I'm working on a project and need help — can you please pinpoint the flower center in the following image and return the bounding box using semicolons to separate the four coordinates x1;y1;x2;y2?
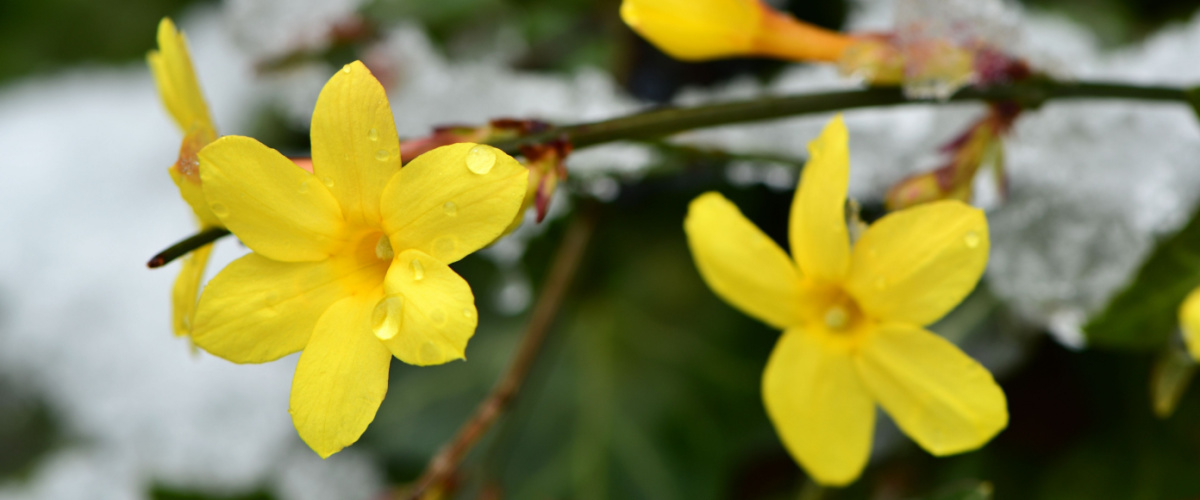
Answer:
804;284;867;336
374;234;394;261
823;306;849;330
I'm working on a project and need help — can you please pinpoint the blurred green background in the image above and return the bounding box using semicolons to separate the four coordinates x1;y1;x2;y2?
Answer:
5;0;1200;499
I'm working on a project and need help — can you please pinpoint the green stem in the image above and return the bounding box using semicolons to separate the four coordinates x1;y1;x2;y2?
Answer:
640;139;809;169
490;80;1189;154
149;80;1190;266
146;227;231;268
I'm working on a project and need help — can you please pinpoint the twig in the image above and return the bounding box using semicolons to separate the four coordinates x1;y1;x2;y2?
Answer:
640;139;809;169
146;227;230;268
404;207;599;499
490;80;1192;154
151;79;1193;267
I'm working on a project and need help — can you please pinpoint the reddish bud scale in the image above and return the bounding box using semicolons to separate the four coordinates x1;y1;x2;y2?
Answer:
885;102;1022;210
520;135;572;222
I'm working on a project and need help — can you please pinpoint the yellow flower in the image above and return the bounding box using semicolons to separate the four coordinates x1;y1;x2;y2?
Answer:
619;0;853;62
683;116;1007;485
190;61;528;458
1179;288;1200;360
148;17;221;337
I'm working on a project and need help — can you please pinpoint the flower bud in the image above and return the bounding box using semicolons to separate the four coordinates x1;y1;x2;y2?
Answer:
620;0;853;62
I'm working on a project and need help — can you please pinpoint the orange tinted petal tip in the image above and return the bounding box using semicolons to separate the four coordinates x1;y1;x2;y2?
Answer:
754;4;855;62
620;0;854;62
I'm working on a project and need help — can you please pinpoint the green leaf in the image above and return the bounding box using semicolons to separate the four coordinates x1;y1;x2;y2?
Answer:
1084;202;1200;349
478;190;782;500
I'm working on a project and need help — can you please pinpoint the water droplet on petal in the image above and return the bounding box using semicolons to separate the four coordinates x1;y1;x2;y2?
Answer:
442;201;458;216
462;308;473;319
371;296;404;340
322;176;335;188
465;145;495;175
298;180;310;194
964;231;982;248
411;259;425;281
210;203;229;217
341;65;352;74
431;308;446;324
375;149;389;161
367;128;379;141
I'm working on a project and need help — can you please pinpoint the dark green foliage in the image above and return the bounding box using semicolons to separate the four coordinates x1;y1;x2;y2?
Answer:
1085;202;1200;349
0;380;58;480
0;0;215;83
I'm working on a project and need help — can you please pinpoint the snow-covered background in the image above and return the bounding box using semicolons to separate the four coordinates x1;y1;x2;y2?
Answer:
1;0;1199;497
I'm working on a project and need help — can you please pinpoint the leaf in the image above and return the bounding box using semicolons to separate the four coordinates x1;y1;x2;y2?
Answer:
478;191;780;500
1084;202;1200;349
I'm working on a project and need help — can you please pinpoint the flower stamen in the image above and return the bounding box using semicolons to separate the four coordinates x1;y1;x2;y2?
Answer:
824;306;849;330
375;234;394;260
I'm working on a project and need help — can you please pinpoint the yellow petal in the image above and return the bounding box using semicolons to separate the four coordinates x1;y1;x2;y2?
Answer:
620;0;760;61
191;253;381;363
310;61;402;227
854;323;1008;456
763;328;874;486
170;243;213;336
790;115;851;283
199;135;346;262
381;143;527;264
845;200;988;326
374;249;477;366
684;192;803;329
290;293;392;458
169;161;221;228
1179;286;1200;361
147;18;215;135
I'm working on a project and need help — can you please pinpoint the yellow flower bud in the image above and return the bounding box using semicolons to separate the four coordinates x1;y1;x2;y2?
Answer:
620;0;853;62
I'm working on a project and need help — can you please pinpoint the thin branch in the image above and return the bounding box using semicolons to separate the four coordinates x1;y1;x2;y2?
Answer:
146;227;231;268
404;207;599;499
150;80;1192;267
639;139;809;169
490;79;1192;154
